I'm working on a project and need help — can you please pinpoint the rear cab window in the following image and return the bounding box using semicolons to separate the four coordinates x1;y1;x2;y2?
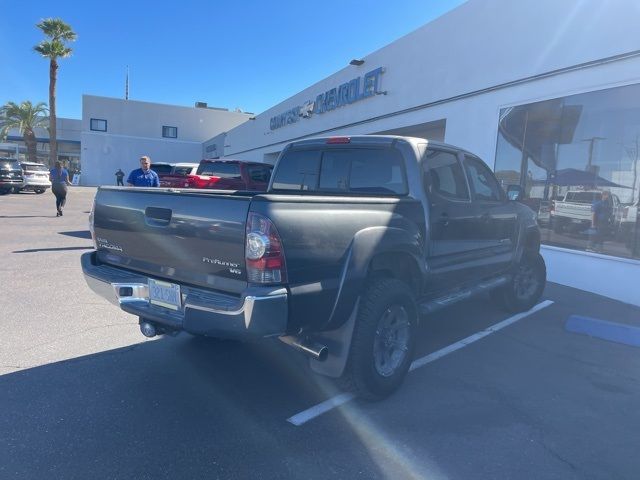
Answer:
271;147;408;195
150;164;174;175
22;163;49;172
197;162;241;179
247;165;273;183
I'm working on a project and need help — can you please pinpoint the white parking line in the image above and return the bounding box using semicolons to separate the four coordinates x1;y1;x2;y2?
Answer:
287;300;554;427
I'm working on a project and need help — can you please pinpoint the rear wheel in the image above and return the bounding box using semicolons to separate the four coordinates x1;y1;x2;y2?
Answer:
340;278;417;401
493;252;546;313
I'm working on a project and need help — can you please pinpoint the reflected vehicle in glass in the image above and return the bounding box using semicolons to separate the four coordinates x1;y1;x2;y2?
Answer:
495;83;640;260
550;190;620;234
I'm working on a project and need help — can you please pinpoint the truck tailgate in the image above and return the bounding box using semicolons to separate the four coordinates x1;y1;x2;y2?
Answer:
93;187;250;294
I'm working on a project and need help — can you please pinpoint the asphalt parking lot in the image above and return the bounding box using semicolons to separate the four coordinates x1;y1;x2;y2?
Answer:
1;187;640;480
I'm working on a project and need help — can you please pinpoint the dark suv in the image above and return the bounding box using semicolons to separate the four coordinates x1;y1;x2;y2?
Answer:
0;158;24;194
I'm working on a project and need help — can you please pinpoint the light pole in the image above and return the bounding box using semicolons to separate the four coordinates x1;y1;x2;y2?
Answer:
581;136;606;171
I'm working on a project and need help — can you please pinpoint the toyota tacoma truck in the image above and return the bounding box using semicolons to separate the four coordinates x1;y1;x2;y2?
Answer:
82;136;546;400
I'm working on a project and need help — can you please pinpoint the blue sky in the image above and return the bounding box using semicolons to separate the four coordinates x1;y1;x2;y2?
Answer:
1;0;466;119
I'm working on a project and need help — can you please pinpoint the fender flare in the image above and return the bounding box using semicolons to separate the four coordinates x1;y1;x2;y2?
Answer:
323;226;424;332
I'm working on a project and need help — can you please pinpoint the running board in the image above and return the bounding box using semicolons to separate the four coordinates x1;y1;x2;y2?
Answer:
419;275;510;315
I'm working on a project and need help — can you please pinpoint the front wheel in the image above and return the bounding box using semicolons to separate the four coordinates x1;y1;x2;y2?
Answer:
340;278;417;401
35;188;45;194
494;252;546;313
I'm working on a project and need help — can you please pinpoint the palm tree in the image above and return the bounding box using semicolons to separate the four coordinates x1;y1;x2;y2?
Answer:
34;18;77;165
0;101;49;163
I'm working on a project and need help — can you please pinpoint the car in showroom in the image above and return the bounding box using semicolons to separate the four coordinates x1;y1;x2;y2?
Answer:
0;157;23;194
18;162;51;194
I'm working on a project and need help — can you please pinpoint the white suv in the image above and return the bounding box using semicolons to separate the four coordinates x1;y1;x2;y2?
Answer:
19;162;51;194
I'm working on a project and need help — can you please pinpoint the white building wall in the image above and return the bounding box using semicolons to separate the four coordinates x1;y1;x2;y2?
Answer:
219;0;640;305
82;95;251;185
223;0;640;161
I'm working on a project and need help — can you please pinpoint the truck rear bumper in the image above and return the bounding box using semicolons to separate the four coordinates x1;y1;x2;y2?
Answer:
81;251;289;339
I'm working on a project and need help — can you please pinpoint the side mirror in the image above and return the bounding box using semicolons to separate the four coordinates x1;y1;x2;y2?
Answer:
507;185;524;201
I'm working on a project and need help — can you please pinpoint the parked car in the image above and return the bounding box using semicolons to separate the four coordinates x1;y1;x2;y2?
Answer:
18;162;51;194
196;159;273;191
158;163;199;188
550;190;620;233
82;136;545;400
148;162;175;183
0;157;23;195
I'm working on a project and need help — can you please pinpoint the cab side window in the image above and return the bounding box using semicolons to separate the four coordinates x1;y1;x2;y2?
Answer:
463;155;503;202
423;149;469;201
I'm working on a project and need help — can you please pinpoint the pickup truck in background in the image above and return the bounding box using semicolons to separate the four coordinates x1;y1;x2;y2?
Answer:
82;136;545;400
617;199;639;249
158;163;199;188
550;190;620;233
196;159;273;191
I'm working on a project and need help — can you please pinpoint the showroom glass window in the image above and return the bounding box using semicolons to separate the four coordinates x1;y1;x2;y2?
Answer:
494;83;640;260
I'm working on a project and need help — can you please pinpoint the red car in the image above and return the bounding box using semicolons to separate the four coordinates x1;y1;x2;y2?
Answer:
195;159;273;191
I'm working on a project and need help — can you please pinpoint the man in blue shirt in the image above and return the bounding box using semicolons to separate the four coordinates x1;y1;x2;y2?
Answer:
587;190;612;252
127;156;160;187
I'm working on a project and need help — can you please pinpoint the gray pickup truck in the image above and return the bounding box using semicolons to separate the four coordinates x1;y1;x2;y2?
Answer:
82;136;545;400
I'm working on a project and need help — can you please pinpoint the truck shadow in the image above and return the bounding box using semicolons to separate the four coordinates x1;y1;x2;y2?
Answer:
0;335;382;479
0;290;553;479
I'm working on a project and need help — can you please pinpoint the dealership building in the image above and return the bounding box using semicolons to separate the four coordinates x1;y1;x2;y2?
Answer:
10;0;637;305
207;0;640;305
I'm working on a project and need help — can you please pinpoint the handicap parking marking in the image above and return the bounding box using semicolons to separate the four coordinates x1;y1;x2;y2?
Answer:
565;315;640;348
287;300;555;427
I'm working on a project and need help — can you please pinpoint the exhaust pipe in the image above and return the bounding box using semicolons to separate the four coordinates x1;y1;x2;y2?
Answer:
280;336;328;362
140;321;158;338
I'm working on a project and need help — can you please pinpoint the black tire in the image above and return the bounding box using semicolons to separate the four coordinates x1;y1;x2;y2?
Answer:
35;189;45;194
340;278;417;401
0;188;10;195
494;252;546;313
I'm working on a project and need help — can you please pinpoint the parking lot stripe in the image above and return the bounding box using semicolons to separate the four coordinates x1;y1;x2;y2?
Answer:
287;300;554;427
409;300;554;371
287;393;356;426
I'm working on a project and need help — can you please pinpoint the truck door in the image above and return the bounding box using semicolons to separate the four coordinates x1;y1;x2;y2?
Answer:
462;155;517;276
424;148;485;291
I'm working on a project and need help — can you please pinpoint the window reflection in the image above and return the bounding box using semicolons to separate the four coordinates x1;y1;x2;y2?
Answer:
495;84;640;259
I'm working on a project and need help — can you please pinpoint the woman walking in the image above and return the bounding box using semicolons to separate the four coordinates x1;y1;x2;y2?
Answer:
49;161;72;216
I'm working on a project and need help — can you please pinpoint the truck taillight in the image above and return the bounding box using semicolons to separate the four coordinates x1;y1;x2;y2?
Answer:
89;199;97;249
245;212;287;284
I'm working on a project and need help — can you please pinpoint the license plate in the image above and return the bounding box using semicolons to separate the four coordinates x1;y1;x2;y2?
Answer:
148;279;181;310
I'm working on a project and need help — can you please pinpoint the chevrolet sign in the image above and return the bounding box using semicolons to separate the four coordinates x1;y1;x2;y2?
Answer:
270;67;385;130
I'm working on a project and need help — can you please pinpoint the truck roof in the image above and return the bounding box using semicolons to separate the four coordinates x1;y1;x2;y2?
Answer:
288;135;477;156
